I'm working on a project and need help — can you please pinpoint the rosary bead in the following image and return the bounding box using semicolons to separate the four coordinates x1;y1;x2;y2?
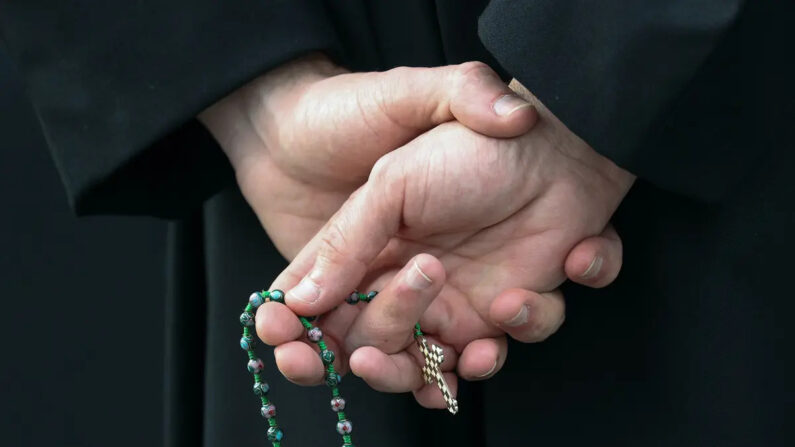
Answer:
345;292;359;304
269;289;285;304
336;419;353;435
240;335;255;350
260;403;277;419
239;311;255;327
307;327;323;343
266;426;284;442
325;373;339;387
249;292;265;308
366;291;378;300
247;358;264;374
253;382;270;396
321;349;335;364
330;397;346;412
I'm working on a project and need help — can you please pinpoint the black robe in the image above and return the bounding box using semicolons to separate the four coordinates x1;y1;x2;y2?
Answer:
2;1;793;445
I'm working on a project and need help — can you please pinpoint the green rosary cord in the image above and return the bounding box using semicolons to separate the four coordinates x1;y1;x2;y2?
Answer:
240;289;457;446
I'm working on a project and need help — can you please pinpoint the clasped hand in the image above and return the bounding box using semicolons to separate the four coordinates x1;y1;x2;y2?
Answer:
200;54;634;410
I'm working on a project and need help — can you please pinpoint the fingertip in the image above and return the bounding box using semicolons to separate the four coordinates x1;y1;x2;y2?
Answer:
489;288;566;343
564;232;622;289
410;253;446;288
412;372;458;410
273;341;325;385
255;301;305;345
348;346;384;379
457;337;506;381
489;288;532;327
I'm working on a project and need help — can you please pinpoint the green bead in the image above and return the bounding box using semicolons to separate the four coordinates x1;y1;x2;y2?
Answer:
325;373;339;387
321;349;335;364
240;335;255;350
269;289;285;303
249;292;265;308
253;382;270;396
367;291;378;300
266;426;284;442
240;311;254;327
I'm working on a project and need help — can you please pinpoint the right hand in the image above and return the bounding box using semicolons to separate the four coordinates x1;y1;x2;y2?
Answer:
259;80;633;408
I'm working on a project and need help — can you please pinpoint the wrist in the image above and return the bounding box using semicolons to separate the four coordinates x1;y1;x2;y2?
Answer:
198;53;345;171
508;78;634;214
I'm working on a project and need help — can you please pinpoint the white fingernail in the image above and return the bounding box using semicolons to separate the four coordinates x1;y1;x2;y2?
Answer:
405;260;433;290
504;304;529;327
476;359;498;378
493;94;531;116
581;256;604;279
288;275;321;304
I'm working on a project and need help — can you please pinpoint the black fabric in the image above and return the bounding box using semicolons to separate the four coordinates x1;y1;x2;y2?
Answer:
0;0;339;217
478;0;764;202
2;1;794;446
164;216;207;447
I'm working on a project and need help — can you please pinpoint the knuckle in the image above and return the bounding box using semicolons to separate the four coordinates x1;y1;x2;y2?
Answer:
454;61;493;82
384;65;413;78
370;152;394;180
451;61;497;91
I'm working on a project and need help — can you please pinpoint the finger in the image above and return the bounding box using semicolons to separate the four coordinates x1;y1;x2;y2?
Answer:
273;341;325;386
281;165;403;316
407;334;458;373
489;288;566;343
255;301;305;346
564;224;623;289
457;336;507;381
348;346;425;392
349;334;457;393
372;62;538;138
346;254;445;353
412;372;459;410
264;304;354;381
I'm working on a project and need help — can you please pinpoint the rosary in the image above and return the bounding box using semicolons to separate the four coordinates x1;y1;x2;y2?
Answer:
240;289;458;446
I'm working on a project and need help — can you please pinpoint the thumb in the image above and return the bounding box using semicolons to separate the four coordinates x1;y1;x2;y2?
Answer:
273;160;404;316
367;61;538;138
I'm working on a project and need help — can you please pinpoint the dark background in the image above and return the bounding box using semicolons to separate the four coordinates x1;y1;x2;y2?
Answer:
0;51;166;446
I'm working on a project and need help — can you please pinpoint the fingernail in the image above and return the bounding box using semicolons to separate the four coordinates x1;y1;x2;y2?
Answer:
493;94;531;116
476;359;498;378
504;304;529;327
288;275;321;304
581;256;604;280
405;260;433;290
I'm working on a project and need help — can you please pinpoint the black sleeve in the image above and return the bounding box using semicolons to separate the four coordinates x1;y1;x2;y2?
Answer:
478;1;745;201
0;0;340;218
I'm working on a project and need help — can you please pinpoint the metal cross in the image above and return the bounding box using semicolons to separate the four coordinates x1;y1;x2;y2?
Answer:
416;336;459;414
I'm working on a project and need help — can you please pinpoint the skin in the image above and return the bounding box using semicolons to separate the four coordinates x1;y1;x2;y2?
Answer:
199;55;630;409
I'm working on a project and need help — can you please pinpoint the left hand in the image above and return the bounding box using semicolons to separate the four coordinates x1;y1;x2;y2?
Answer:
199;56;537;259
